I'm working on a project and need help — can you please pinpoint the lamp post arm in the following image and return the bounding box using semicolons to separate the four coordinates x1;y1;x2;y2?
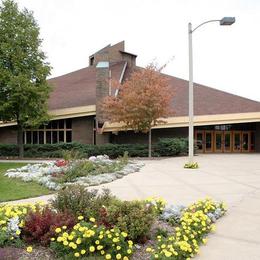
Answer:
191;19;220;33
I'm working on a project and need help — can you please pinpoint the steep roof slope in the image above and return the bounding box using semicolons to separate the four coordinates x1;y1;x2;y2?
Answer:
47;65;260;116
48;61;126;110
164;74;260;116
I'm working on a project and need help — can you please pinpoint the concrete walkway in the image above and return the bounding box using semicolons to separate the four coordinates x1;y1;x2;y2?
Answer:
4;154;260;259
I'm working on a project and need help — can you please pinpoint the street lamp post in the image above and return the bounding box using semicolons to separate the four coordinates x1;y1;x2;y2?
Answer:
188;17;235;163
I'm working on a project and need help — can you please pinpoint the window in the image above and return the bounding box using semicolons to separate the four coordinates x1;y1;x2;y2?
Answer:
24;119;72;144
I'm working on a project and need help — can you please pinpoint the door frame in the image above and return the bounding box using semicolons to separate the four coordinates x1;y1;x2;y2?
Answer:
214;131;223;153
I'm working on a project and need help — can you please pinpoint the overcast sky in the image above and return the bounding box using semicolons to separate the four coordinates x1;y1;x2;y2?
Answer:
14;0;260;101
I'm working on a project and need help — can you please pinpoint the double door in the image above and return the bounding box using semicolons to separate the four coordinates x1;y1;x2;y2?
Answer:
195;130;253;153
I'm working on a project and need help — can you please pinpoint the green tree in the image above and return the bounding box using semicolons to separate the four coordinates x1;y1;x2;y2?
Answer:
0;0;51;157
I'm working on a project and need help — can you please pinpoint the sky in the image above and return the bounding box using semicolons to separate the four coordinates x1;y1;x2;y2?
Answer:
12;0;260;101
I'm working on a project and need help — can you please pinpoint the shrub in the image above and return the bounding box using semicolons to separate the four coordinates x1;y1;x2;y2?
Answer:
50;219;134;259
184;162;199;169
147;198;227;259
0;138;188;158
0;203;45;246
22;207;76;246
155;138;188;156
51;186;117;220
106;200;156;243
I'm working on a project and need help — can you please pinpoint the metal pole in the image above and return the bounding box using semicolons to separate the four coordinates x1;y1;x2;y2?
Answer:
188;22;194;163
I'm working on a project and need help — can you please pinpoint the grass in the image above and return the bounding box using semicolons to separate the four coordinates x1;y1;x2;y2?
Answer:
0;162;53;203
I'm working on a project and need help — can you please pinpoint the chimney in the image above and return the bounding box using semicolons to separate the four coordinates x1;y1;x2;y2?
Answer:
95;61;110;144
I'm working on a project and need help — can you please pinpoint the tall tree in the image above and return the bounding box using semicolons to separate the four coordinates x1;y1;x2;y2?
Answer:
101;63;174;157
0;0;51;157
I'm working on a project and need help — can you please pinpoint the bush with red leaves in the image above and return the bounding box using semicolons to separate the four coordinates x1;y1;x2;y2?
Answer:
22;207;76;246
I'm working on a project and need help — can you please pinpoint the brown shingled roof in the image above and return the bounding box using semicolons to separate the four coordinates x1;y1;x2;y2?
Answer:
48;61;126;110
47;63;260;115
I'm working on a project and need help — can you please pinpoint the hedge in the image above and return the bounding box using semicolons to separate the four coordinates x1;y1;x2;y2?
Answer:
0;138;188;158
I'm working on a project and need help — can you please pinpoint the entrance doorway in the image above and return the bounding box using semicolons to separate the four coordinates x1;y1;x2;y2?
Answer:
195;130;255;153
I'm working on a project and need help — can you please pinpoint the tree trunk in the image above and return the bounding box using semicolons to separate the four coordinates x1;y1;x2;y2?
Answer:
17;123;24;158
148;128;152;158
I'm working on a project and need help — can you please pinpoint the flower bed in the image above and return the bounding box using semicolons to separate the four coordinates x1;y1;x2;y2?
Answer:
4;155;144;190
0;187;227;259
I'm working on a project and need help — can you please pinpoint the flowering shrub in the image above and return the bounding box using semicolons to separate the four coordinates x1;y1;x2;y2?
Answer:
184;162;199;169
22;207;76;246
145;197;167;215
55;159;68;167
0;203;44;246
0;195;226;259
50;217;133;259
147;198;226;259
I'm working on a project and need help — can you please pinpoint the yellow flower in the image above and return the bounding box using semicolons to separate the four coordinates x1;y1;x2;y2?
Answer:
55;227;62;233
123;257;129;260
63;241;69;246
78;216;84;220
121;232;127;238
76;238;82;244
146;247;152;252
116;254;122;259
16;230;21;235
116;245;121;250
89;246;95;252
81;249;86;255
62;225;67;230
74;252;80;257
202;238;207;244
26;246;33;253
127;249;132;254
89;217;95;222
105;254;112;259
101;250;105;255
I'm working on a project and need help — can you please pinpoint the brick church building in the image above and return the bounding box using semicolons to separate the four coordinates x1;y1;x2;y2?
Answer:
1;41;260;153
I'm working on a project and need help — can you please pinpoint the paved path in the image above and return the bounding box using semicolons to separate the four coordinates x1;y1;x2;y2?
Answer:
4;154;260;259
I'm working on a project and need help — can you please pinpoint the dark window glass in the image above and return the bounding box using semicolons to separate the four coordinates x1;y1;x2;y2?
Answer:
59;131;64;142
46;122;51;129
33;131;38;144
52;131;58;143
59;120;64;129
66;131;72;142
66;119;72;129
26;132;32;144
251;132;255;150
39;131;44;144
52;121;58;129
46;131;51;144
39;124;44;129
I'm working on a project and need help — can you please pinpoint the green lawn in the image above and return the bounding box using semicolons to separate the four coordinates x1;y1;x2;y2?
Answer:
0;162;52;202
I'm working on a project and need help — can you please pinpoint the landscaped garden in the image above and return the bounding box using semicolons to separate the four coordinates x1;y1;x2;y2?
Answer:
0;163;52;202
4;153;143;191
0;185;226;259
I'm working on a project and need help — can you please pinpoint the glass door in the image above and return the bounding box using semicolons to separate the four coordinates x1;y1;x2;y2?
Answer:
233;131;241;152
195;131;204;153
242;132;250;152
224;131;232;152
205;131;213;153
215;131;223;152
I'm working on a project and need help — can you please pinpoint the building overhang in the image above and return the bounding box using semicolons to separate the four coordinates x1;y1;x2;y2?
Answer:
102;112;260;132
0;105;96;128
